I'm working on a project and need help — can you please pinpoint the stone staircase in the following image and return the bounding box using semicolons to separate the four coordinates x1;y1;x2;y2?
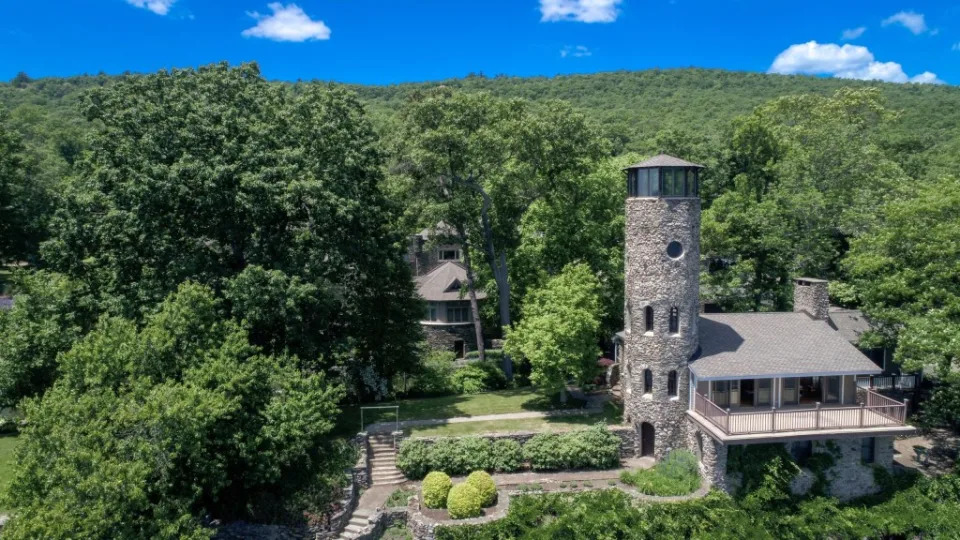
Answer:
338;507;372;539
368;433;405;486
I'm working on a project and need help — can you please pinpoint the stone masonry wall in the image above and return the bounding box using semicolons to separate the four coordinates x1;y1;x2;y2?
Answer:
623;197;701;458
423;324;478;356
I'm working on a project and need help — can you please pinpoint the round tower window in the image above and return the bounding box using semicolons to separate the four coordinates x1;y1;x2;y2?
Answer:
667;241;684;259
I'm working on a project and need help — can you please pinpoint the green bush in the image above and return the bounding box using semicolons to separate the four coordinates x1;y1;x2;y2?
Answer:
429;438;470;476
524;425;621;471
408;350;457;395
396;439;431;479
446;483;483;519
421;472;453;509
620;449;700;496
450;362;507;394
456;437;494;473
466;471;497;507
489;439;523;473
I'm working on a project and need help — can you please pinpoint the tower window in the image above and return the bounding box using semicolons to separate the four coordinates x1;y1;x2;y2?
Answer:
643;369;653;394
644;306;654;332
668;370;678;396
669;307;679;334
667;241;683;259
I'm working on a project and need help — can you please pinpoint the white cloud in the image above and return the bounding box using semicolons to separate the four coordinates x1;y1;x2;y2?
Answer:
881;11;927;34
909;71;945;84
242;3;331;42
841;26;866;40
540;0;622;23
952;42;960;51
769;41;943;84
769;42;874;75
560;45;592;58
126;0;176;15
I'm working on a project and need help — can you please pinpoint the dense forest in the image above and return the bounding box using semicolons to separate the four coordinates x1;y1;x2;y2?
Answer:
0;65;958;536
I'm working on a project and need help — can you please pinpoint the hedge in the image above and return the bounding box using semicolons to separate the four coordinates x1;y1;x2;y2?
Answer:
396;425;619;478
523;424;621;471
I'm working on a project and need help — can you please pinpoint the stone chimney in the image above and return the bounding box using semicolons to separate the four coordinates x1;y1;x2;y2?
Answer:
793;278;829;320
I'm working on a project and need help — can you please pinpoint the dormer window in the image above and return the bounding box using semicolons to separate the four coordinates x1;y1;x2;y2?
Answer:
439;249;459;261
446;279;462;292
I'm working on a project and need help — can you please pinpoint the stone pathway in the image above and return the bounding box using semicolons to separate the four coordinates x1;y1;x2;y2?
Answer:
893;429;960;476
339;485;402;539
366;391;611;434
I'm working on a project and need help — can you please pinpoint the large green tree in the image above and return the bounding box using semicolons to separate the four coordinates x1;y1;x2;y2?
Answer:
3;283;345;538
39;63;421;398
702;88;909;311
0;107;53;263
392;88;606;378
504;263;602;402
845;175;960;428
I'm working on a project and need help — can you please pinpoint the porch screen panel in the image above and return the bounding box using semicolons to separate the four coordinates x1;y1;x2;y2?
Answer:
781;378;799;405
757;379;772;406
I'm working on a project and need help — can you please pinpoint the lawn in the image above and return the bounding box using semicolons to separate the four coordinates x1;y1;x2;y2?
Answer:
0;434;21;509
339;388;588;433
405;402;623;437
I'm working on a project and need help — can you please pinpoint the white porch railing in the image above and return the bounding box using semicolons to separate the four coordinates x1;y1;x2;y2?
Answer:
691;389;908;436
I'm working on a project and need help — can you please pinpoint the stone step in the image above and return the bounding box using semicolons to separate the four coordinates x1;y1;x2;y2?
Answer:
348;517;369;527
353;509;371;518
372;464;399;471
373;478;406;486
344;523;363;533
372;473;404;482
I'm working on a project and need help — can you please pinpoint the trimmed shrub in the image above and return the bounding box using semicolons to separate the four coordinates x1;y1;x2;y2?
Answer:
422;472;453;509
620;449;700;496
524;425;621;471
489;439;523;473
523;433;564;471
450;361;508;394
466;471;497;507
457;437;494;473
446;483;483;519
396;439;431;480
429;438;470;476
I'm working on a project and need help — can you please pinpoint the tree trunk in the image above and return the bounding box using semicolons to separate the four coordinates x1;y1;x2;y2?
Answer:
477;192;513;380
456;225;485;363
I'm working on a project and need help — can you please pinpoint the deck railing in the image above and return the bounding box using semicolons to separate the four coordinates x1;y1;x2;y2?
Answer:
691;389;907;436
856;374;917;391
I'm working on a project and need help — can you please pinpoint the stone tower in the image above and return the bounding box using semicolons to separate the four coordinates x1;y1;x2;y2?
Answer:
621;154;703;458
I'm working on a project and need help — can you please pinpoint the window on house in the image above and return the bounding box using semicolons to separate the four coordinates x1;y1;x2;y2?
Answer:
669;307;679;334
425;303;439;321
861;437;876;464
644;306;654;332
446;303;470;323
439;249;459;261
643;369;653;394
668;370;678;397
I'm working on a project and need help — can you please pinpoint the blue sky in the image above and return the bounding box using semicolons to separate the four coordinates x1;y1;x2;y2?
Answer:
1;1;957;85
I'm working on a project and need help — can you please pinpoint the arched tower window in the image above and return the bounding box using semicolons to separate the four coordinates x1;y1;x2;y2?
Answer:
644;306;654;332
668;370;678;396
669;307;679;334
643;369;653;394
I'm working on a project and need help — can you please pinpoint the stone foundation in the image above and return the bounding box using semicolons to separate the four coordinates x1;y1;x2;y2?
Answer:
422;324;478;356
688;426;895;501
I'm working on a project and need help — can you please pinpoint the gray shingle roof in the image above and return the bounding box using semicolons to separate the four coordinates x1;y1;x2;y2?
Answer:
690;312;882;380
415;261;487;302
625;153;704;169
828;307;872;345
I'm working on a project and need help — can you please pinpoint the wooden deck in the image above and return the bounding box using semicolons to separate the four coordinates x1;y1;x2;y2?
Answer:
691;388;909;438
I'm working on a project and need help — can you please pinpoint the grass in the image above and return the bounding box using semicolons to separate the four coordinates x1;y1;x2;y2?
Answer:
381;522;413;540
0;434;21;509
385;487;416;508
405;401;622;437
619;449;700;496
339;387;589;433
